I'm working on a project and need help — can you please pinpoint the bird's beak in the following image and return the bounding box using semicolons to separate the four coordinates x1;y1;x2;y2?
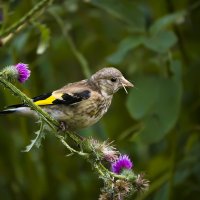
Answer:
120;77;134;94
121;77;134;87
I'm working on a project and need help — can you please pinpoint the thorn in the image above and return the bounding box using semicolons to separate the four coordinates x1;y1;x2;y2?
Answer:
65;153;74;157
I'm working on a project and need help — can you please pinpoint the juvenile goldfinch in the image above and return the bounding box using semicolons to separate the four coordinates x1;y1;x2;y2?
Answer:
0;67;133;131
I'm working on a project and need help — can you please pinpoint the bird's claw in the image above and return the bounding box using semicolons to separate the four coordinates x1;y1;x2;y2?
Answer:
58;121;67;132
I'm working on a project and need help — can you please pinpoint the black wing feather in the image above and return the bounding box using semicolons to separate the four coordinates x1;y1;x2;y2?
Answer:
32;92;52;102
52;90;91;105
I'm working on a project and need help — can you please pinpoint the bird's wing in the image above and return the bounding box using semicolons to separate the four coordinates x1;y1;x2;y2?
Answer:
33;87;91;106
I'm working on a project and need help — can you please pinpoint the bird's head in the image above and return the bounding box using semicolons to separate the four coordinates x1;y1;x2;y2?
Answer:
89;67;134;96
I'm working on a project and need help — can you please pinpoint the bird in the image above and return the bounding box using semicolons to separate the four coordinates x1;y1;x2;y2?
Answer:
0;67;133;131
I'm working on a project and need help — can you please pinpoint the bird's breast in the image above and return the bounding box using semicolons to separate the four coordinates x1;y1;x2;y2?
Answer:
74;96;112;126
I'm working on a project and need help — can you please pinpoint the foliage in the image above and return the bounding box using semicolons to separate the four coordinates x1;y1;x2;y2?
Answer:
0;0;200;199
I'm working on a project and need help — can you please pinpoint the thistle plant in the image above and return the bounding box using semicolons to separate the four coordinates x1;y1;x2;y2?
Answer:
0;63;30;83
0;63;149;199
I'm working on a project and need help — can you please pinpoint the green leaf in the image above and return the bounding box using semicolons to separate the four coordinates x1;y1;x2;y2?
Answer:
108;31;177;64
150;11;186;35
22;121;46;152
89;0;146;32
127;76;159;120
143;31;177;53
36;23;51;55
127;60;182;144
107;36;143;64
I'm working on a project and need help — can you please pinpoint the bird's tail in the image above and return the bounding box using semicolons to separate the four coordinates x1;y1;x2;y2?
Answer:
0;104;32;115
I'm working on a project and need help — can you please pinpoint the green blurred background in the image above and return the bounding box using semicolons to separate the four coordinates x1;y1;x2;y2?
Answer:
0;0;200;199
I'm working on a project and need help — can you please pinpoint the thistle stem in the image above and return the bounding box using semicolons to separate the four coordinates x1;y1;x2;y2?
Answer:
56;135;88;157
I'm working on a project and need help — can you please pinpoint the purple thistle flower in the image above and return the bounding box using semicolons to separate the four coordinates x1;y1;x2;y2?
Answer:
111;154;133;174
15;63;31;83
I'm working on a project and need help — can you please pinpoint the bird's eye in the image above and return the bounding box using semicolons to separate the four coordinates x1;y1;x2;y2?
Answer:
110;78;117;82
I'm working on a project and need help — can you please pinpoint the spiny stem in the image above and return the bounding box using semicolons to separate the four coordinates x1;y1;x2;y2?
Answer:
99;163;132;180
56;135;88;157
93;162;106;177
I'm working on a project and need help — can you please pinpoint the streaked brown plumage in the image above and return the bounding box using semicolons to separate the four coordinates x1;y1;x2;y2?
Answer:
0;67;133;131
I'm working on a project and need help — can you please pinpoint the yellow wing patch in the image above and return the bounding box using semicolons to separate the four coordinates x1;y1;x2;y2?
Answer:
34;96;57;106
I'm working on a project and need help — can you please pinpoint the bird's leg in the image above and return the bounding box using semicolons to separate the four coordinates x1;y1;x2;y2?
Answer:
57;121;68;140
58;121;67;132
58;121;84;141
58;121;84;151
